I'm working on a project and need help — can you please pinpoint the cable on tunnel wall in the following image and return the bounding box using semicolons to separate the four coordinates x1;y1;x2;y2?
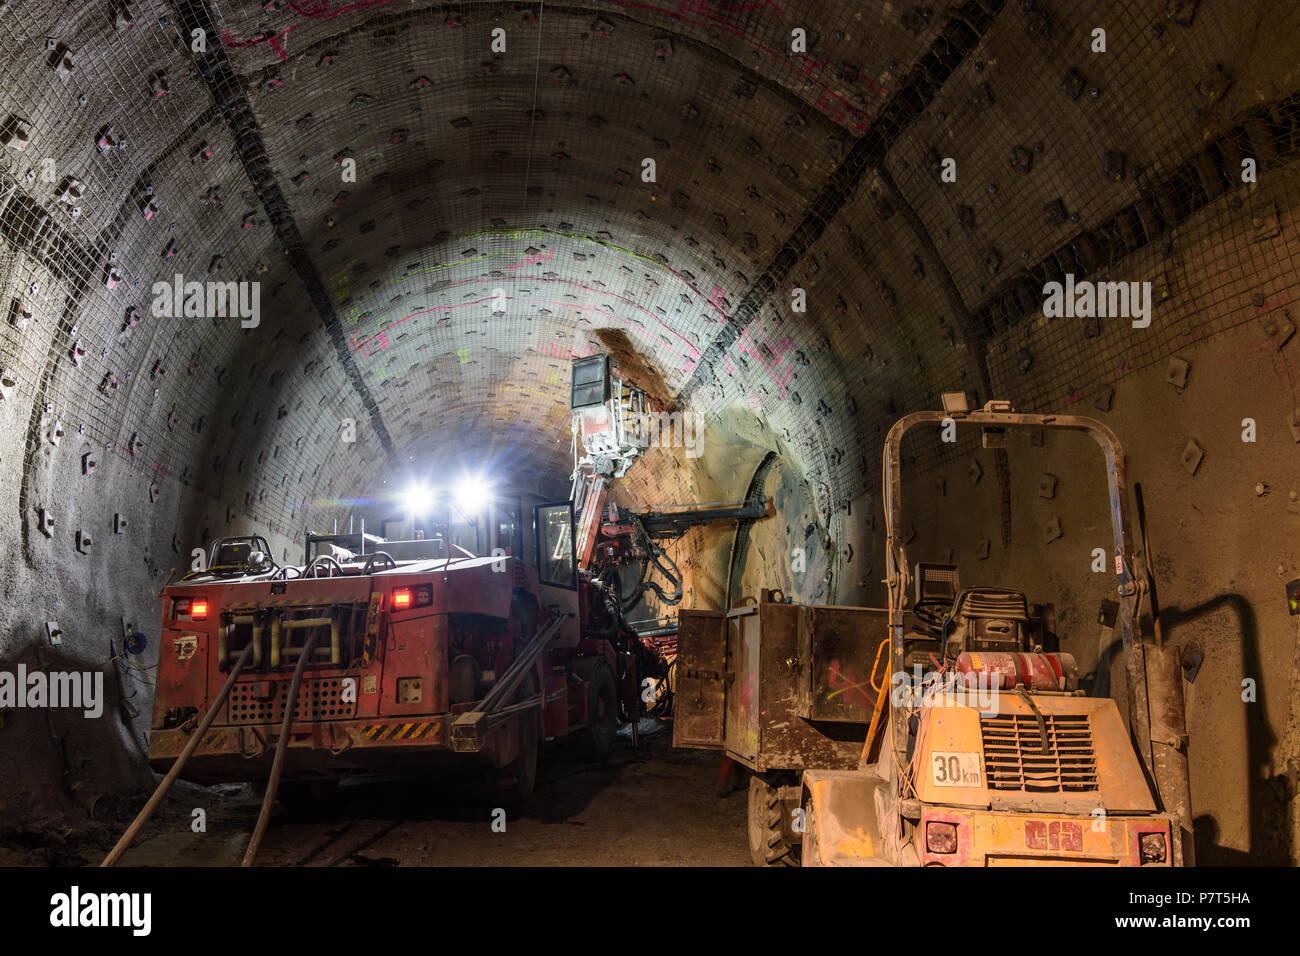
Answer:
725;449;777;609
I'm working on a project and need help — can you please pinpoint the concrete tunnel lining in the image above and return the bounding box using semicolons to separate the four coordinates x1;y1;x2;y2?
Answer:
0;0;1295;867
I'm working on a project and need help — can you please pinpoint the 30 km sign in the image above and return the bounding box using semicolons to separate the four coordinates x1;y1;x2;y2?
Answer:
931;751;983;787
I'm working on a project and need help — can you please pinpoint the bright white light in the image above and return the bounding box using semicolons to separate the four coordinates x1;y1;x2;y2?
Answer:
403;483;435;516
453;476;490;515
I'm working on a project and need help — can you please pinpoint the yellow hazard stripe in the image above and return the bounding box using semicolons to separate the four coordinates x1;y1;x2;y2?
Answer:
360;721;436;741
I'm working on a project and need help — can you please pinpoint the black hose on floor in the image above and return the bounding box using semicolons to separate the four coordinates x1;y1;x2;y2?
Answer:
242;630;320;867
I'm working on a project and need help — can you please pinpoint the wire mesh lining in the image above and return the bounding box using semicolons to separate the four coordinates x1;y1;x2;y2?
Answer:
0;2;301;533
0;0;1296;552
220;0;901;530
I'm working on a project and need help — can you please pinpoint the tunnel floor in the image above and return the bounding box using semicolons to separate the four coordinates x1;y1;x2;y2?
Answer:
4;728;749;867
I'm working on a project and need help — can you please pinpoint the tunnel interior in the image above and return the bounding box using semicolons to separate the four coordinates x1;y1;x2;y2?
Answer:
0;0;1298;866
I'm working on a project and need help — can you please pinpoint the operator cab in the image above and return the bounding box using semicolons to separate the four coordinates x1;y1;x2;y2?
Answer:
305;532;460;566
175;535;277;582
305;491;521;571
899;565;1077;764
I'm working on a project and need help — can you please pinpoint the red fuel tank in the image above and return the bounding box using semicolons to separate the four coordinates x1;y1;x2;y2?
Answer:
954;651;1078;691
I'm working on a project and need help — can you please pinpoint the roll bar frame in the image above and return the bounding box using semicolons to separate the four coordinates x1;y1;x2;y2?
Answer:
881;404;1153;790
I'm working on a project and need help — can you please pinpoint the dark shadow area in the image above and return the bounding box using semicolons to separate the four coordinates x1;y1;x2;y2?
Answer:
1159;593;1287;866
1088;592;1286;864
0;645;152;836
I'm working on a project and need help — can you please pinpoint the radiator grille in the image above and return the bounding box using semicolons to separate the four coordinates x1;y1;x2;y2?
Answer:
226;677;357;725
980;713;1098;792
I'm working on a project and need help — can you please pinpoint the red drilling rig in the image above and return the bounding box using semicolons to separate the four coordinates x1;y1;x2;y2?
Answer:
106;354;763;865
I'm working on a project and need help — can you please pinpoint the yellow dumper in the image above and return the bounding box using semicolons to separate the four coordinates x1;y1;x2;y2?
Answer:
801;401;1191;867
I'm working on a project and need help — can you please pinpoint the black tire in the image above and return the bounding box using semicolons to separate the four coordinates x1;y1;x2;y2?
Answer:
487;597;542;806
579;658;619;759
488;672;539;806
747;775;797;866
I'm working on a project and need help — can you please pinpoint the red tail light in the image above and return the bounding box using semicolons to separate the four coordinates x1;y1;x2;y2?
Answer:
926;821;958;854
1139;831;1167;864
391;586;432;610
172;596;208;620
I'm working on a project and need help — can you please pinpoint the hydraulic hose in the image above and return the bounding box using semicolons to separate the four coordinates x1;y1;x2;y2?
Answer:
242;630;320;866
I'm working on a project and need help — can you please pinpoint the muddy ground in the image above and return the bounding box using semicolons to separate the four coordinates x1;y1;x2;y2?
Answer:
0;728;749;867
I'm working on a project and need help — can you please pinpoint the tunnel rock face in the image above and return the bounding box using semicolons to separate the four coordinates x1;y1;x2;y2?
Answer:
1;1;1299;861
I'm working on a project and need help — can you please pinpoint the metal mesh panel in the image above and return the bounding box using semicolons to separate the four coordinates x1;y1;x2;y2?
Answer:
0;0;1295;557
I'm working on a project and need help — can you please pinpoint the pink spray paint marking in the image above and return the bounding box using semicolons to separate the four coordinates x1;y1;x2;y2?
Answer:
222;0;394;61
735;316;795;398
508;248;554;273
708;285;728;315
348;273;702;371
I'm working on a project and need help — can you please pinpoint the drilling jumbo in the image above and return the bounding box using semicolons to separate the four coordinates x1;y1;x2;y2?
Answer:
105;354;759;865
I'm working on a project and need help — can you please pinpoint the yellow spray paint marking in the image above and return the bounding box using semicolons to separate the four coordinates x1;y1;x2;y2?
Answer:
827;677;874;702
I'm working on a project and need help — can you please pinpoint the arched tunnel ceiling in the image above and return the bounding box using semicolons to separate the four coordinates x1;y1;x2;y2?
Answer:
1;0;1297;551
